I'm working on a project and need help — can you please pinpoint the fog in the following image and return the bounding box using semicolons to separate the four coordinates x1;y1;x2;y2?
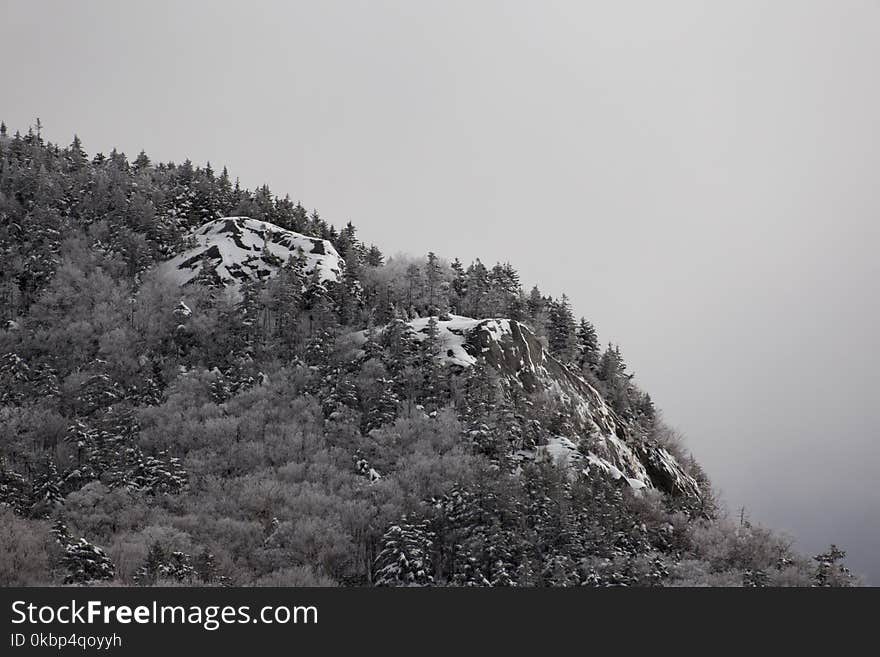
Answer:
3;1;877;582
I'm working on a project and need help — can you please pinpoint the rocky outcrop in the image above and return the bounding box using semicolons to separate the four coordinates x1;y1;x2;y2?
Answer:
399;315;702;499
161;217;344;287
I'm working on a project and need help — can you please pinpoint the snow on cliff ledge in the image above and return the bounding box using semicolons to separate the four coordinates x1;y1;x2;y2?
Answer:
355;315;703;499
162;217;343;287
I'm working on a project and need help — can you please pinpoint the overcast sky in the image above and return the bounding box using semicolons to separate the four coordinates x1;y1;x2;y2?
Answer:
3;0;878;583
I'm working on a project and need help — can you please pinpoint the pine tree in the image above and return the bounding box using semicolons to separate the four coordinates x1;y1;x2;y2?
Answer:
133;150;151;172
127;450;188;495
486;262;520;317
335;255;363;326
598;343;627;382
305;328;336;370
323;372;359;418
236;278;266;352
302;268;338;336
813;545;856;587
335;222;361;262
418;316;444;410
362;377;399;434
374;520;435;586
526;285;544;319
134;542;167;585
266;255;304;357
495;385;524;453
506;292;526;322
370;286;396;325
547;295;576;362
72;370;123;417
54;520;116;584
361;323;384;363
404;263;422;312
67;135;88;170
162;551;197;583
637;392;656;423
0;459;30;515
31;459;64;515
425;252;442;313
365;244;384;267
193;550;227;585
217;166;234;213
0;353;42;404
380;315;416;370
449;258;466;314
461;363;504;458
433;485;520;586
575;318;600;372
596;343;637;419
52;519;72;545
464;260;489;318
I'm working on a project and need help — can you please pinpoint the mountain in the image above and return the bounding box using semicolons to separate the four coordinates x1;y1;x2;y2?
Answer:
161;217;344;287
0;126;856;587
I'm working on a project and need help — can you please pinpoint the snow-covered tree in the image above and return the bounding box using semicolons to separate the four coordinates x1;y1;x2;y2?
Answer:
374;520;435;586
53;520;116;584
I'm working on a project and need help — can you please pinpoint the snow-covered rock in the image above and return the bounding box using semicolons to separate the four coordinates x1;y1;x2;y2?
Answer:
161;217;344;287
358;314;702;499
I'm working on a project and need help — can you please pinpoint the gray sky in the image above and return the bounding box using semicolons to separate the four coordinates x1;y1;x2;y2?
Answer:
3;0;878;582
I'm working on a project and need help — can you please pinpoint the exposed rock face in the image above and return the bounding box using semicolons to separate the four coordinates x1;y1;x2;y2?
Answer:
464;317;701;498
391;315;701;499
162;217;344;287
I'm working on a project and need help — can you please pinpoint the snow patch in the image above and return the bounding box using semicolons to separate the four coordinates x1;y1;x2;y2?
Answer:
540;436;583;465
355;315;512;368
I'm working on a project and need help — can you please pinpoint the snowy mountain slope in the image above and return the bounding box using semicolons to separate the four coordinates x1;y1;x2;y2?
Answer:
358;315;701;499
161;217;344;286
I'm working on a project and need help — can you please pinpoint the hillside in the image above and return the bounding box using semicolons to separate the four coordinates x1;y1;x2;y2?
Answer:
0;124;857;587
